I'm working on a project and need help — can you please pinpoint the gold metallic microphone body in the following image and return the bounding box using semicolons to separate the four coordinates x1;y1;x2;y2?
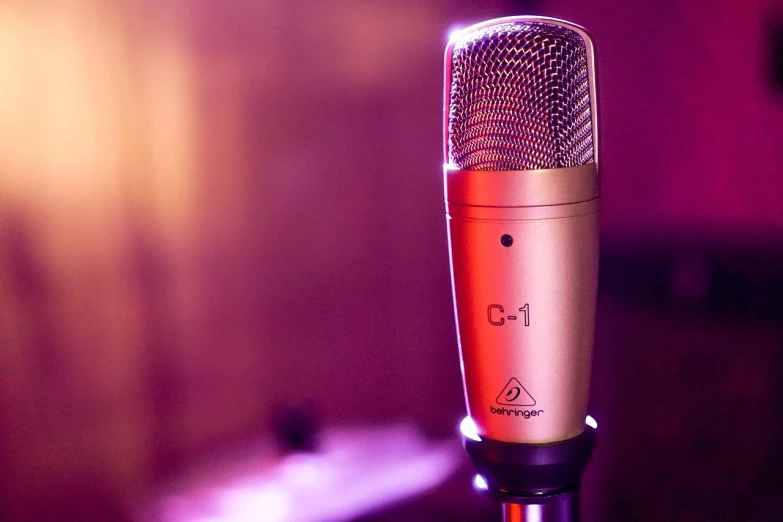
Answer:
446;165;598;444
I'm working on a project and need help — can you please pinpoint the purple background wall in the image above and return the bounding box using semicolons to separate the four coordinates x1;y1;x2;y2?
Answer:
0;0;781;520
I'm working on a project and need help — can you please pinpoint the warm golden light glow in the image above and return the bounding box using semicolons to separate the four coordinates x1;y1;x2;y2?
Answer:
0;0;198;509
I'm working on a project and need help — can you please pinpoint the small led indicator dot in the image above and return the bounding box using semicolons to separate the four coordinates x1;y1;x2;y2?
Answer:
501;234;513;247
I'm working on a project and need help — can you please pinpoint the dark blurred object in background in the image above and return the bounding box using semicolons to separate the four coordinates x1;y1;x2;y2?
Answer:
272;402;320;453
0;0;782;520
768;10;783;92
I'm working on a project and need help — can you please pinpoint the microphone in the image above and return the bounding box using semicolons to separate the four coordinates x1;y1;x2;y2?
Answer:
443;16;599;511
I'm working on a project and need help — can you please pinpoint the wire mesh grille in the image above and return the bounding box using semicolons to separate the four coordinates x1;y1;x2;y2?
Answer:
448;21;594;171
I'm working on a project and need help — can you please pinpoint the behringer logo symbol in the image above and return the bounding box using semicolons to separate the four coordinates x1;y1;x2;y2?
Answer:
496;377;536;406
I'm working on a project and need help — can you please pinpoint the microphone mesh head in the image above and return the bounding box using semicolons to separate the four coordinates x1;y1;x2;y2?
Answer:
448;21;594;171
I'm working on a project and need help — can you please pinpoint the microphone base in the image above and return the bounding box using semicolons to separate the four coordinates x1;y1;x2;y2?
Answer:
464;427;595;498
501;489;580;522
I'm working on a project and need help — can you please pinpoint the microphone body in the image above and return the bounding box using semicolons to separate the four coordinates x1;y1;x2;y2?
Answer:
446;165;598;444
443;16;600;500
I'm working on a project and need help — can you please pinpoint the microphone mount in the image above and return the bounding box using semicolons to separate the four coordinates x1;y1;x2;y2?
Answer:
461;415;596;521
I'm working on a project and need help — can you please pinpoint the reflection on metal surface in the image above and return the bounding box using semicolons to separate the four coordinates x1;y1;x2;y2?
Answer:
460;415;482;442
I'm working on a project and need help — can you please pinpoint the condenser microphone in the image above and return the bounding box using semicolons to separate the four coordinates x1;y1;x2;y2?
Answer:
443;16;599;517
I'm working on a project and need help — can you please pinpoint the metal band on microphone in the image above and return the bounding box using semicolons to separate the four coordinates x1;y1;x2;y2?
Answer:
444;164;599;208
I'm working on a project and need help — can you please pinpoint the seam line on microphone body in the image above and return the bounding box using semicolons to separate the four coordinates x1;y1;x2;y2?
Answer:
446;199;599;223
445;198;599;209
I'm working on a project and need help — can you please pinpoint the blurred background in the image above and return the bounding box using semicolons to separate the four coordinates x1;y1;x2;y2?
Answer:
1;0;782;520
